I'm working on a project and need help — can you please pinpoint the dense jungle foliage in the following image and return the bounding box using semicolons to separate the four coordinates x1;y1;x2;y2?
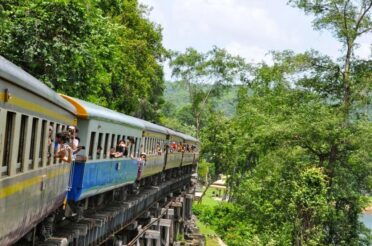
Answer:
0;0;371;245
167;1;372;245
0;0;166;120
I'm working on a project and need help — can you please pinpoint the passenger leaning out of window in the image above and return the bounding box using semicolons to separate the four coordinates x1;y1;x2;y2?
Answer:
136;153;146;181
112;140;126;158
156;142;162;155
55;131;73;163
68;126;84;159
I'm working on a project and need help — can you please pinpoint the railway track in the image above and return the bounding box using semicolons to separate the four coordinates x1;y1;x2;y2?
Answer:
32;175;192;246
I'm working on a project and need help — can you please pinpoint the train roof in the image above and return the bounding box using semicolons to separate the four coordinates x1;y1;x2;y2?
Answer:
141;120;169;135
60;96;199;142
175;131;199;143
0;56;76;114
61;95;145;129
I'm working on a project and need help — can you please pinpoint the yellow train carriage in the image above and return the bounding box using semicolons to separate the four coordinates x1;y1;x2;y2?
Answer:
0;56;76;245
140;122;169;178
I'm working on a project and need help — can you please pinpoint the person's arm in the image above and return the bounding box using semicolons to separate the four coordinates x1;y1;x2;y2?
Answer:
63;146;72;163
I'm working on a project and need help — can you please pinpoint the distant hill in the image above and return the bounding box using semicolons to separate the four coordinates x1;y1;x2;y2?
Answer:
164;81;239;117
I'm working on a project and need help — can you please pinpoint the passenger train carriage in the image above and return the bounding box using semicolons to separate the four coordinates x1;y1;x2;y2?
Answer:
0;56;76;245
0;56;199;245
60;96;144;203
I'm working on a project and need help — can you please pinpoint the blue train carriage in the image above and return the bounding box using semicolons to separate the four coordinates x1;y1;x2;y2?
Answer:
0;56;77;245
139;121;169;183
60;96;145;208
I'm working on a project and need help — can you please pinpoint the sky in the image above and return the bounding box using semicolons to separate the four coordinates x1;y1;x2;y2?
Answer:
139;0;371;65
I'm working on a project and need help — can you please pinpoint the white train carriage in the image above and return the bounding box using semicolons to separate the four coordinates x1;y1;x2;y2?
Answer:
0;56;76;245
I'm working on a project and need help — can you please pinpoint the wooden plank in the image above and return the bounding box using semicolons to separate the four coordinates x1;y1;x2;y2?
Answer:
171;202;182;208
161;208;174;216
150;218;172;227
143;230;160;239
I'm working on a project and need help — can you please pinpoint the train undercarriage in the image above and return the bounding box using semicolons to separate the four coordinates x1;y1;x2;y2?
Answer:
15;165;195;246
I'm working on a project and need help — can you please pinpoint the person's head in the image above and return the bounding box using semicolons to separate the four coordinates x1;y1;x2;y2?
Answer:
49;125;53;137
68;126;75;136
118;140;124;145
60;131;70;144
97;146;102;153
140;152;147;160
55;132;62;142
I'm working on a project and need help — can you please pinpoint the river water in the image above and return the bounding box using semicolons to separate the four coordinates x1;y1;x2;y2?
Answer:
362;213;372;230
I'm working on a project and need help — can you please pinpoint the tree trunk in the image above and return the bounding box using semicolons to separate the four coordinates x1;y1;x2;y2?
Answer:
342;41;353;116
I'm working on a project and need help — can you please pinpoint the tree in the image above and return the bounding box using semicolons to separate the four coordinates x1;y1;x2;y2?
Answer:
288;0;372;115
197;52;371;244
169;47;248;137
0;0;167;121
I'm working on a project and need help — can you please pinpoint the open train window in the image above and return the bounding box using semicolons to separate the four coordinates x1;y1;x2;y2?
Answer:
111;134;116;148
53;123;60;164
116;135;121;145
39;120;47;166
48;122;54;165
97;133;103;159
135;137;139;157
128;136;133;156
104;133;109;158
144;137;148;154
29;117;39;170
150;137;153;154
152;138;155;154
88;131;96;160
2;111;15;176
16;115;28;173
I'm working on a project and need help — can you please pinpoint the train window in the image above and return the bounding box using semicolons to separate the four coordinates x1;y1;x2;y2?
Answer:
55;123;61;134
144;137;148;154
128;136;133;156
88;131;96;160
97;133;103;159
29;118;38;170
152;138;155;154
111;134;115;148
2;111;15;176
48;122;54;165
53;123;60;164
148;138;151;154
150;137;153;154
148;137;151;154
104;133;109;158
39;120;47;167
16;115;28;173
116;135;121;145
149;138;152;154
134;138;139;157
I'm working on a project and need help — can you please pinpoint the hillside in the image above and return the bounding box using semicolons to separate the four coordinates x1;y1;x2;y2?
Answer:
164;81;239;117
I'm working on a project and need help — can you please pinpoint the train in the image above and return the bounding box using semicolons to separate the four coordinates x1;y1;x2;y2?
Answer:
0;56;199;245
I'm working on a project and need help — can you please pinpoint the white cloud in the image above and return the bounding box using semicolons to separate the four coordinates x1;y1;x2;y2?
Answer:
225;42;273;64
139;0;371;63
171;0;282;41
354;42;372;59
